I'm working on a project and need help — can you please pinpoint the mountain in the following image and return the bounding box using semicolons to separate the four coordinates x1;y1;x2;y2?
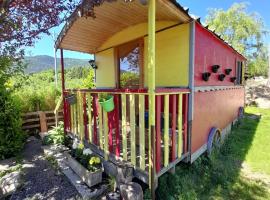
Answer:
24;55;89;73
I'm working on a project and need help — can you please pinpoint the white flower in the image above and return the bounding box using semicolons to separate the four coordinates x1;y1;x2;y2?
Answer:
83;148;92;155
72;139;79;149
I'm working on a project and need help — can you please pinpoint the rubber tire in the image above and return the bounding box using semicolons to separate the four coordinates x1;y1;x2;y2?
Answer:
207;127;221;156
238;106;244;119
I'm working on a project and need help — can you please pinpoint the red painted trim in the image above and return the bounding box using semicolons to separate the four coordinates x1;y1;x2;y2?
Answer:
114;94;120;157
171;94;177;161
83;93;88;140
108;111;113;153
65;88;147;93
156;95;161;172
64;88;190;94
92;94;98;145
183;94;188;153
60;49;67;132
155;88;190;93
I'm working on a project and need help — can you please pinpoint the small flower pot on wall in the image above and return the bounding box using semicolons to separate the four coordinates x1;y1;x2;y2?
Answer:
99;95;115;112
66;94;76;105
202;72;211;81
230;77;237;82
212;65;220;73
225;68;232;75
218;74;226;81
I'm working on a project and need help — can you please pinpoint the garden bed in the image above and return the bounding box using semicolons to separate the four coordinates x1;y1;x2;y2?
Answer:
65;152;102;188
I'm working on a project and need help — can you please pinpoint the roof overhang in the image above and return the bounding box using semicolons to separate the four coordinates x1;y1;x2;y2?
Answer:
55;0;192;54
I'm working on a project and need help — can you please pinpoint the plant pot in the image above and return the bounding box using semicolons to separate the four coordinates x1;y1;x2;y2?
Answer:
99;96;115;112
66;153;102;187
230;77;237;82
65;94;76;105
218;74;226;81
202;72;211;81
212;65;220;73
225;68;232;75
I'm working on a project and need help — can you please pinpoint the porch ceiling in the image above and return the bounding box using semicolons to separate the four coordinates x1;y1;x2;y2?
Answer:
55;0;192;54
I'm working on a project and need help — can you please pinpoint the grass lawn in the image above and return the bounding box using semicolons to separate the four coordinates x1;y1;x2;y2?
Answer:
156;107;270;200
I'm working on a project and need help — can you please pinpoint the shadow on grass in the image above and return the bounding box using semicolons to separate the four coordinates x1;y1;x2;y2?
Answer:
156;113;270;200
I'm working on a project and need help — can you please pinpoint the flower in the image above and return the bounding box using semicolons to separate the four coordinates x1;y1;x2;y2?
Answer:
83;148;92;155
94;157;101;164
72;140;79;149
78;143;84;150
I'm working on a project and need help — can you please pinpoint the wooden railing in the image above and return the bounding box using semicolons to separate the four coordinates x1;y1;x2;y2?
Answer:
22;110;63;132
64;88;189;174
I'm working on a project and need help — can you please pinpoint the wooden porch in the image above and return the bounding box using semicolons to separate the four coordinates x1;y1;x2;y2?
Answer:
63;88;189;183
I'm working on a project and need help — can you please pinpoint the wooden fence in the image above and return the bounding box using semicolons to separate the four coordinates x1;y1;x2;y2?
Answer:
22;110;63;132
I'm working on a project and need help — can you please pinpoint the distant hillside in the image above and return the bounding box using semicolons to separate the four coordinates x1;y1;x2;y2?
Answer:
24;55;89;73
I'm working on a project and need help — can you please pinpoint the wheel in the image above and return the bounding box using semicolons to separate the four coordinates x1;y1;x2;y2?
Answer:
238;106;244;119
207;127;221;156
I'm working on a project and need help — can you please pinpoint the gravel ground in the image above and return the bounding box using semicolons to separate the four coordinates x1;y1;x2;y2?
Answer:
10;137;80;200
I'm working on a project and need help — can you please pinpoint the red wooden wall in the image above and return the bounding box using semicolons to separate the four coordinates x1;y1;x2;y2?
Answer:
191;88;245;154
194;22;246;86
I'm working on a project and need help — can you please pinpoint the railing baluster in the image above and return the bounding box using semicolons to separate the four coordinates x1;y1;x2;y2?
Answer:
70;102;74;133
104;111;109;160
164;94;169;167
76;92;80;138
156;95;161;172
108;109;114;153
83;93;88;140
115;94;120;157
171;94;177;161
87;93;92;143
93;94;98;145
121;94;127;161
178;94;183;157
184;94;189;153
74;97;77;135
139;95;145;170
130;94;136;166
98;94;103;150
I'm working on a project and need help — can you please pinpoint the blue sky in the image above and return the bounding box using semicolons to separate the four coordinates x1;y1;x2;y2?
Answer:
25;0;270;59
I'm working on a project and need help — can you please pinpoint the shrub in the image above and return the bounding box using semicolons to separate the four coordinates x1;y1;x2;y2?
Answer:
0;57;26;159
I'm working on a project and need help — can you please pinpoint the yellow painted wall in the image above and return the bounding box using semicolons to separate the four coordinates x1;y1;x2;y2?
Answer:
95;21;190;88
95;48;115;88
144;23;190;87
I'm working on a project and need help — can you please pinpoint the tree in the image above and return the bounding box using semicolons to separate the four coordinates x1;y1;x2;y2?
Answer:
205;3;269;77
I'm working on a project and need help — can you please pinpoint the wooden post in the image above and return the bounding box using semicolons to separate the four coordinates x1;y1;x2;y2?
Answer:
148;0;156;198
60;49;67;133
38;111;48;133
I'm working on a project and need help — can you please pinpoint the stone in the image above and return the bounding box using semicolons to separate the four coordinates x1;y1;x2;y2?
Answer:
106;191;121;200
120;182;143;200
0;171;22;198
116;165;133;187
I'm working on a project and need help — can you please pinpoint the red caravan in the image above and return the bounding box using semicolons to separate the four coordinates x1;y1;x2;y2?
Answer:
56;0;246;194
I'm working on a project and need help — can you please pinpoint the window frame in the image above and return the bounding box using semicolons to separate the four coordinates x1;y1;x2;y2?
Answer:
114;38;144;89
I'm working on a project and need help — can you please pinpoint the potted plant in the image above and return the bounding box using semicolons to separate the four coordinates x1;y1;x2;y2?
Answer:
67;142;103;187
202;72;211;81
65;94;76;105
98;93;115;112
212;65;220;73
225;68;232;75
218;74;226;81
230;77;237;83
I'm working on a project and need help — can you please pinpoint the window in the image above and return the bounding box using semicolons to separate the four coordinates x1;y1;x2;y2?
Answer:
236;61;243;85
116;39;144;88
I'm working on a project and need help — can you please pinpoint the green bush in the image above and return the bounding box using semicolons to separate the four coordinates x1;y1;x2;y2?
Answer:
43;121;65;145
0;57;26;160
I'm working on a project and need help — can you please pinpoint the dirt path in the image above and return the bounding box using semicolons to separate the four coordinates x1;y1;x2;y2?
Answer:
10;136;80;200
